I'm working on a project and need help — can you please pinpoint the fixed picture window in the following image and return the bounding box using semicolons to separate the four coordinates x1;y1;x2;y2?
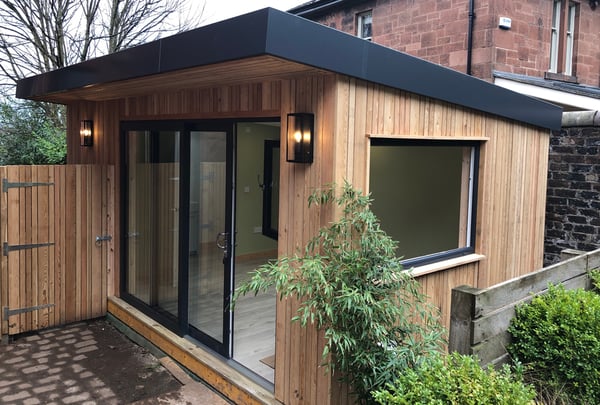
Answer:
549;0;577;75
369;139;479;267
357;10;372;41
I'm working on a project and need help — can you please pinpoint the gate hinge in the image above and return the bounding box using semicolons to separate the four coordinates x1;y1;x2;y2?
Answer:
3;242;55;256
4;304;55;319
2;178;54;193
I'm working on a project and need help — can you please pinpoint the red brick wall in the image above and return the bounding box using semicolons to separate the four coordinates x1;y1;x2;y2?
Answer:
310;0;600;86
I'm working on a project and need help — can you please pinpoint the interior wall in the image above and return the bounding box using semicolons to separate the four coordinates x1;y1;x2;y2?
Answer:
235;122;279;257
370;144;463;259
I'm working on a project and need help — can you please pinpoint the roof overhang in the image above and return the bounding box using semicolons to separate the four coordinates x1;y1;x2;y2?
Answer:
17;7;563;130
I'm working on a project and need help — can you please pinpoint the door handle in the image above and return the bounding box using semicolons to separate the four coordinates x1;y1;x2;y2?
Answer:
216;232;229;264
216;232;228;249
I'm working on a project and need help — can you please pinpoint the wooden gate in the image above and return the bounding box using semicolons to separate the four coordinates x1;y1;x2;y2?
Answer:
0;165;114;338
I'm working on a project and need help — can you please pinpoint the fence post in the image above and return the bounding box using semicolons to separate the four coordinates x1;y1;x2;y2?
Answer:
449;285;480;354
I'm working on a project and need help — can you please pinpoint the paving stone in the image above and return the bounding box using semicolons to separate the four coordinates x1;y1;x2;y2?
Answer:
22;364;49;374
32;350;51;359
3;390;31;402
75;345;98;354
47;367;62;374
4;355;25;365
62;391;90;403
74;339;97;349
33;383;57;394
39;342;60;350
0;379;19;388
95;387;116;399
38;375;60;385
71;364;84;373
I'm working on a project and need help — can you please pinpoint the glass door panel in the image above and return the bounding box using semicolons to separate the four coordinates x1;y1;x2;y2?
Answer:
188;130;230;350
125;130;180;319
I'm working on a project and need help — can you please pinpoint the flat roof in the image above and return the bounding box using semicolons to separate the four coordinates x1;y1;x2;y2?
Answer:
16;7;562;130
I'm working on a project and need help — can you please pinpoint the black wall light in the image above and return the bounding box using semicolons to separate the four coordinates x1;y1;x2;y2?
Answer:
80;120;93;147
286;113;314;163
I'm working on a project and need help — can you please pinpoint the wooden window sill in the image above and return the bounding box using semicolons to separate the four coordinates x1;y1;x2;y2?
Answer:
410;253;485;278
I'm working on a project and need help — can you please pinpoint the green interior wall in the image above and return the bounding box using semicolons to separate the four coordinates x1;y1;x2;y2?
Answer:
370;145;463;259
235;123;279;257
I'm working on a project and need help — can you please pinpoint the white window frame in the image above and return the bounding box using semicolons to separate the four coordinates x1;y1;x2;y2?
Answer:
549;0;577;75
549;0;561;73
564;3;576;75
357;10;372;41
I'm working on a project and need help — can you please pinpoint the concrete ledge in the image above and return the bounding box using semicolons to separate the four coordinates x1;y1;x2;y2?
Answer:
107;296;280;405
562;110;600;127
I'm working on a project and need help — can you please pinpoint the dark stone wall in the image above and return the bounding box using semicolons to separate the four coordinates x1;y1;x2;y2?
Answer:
545;126;600;265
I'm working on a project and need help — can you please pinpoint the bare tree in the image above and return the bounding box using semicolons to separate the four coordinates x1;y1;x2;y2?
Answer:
0;0;204;137
0;0;205;93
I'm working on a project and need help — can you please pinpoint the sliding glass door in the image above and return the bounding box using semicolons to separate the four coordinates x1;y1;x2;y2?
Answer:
125;129;181;326
123;122;233;355
123;120;279;375
187;129;233;355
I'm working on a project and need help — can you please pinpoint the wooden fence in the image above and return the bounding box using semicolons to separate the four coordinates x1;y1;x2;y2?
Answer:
449;248;600;366
0;165;114;338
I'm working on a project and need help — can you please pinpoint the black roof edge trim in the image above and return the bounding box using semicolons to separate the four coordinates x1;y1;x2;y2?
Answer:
16;7;562;130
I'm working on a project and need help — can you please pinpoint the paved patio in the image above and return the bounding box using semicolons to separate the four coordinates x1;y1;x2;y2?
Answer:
0;319;230;404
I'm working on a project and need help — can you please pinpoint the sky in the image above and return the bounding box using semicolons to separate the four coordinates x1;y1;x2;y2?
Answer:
200;0;308;25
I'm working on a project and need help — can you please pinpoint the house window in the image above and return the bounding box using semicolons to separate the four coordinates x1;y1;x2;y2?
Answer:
549;0;577;76
369;139;479;267
357;10;372;41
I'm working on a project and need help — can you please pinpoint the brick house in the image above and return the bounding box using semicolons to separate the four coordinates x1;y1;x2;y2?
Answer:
290;0;600;111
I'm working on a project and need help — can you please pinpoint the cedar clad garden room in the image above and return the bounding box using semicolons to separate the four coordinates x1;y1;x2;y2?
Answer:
13;8;562;405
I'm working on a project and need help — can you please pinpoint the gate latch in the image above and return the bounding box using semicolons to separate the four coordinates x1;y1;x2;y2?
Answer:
95;235;112;246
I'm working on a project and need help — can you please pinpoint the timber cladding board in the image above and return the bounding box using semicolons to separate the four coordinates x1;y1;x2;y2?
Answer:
0;165;114;336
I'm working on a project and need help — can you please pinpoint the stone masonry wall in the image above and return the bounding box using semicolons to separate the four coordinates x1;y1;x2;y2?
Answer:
545;125;600;265
310;0;600;87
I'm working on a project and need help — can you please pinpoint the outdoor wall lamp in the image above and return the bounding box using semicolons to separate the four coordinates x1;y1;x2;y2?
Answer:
80;120;93;147
286;113;314;163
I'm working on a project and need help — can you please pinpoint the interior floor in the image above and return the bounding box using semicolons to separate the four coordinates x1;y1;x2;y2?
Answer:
232;255;277;383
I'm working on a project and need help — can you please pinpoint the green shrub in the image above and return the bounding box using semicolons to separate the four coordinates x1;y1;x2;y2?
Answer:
508;283;600;404
234;182;444;403
372;352;535;405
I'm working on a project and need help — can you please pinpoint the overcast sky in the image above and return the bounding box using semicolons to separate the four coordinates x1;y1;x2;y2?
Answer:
201;0;308;25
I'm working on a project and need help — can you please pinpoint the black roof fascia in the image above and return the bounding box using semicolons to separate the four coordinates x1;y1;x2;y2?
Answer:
16;11;272;99
263;9;562;130
288;0;369;19
16;8;562;130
